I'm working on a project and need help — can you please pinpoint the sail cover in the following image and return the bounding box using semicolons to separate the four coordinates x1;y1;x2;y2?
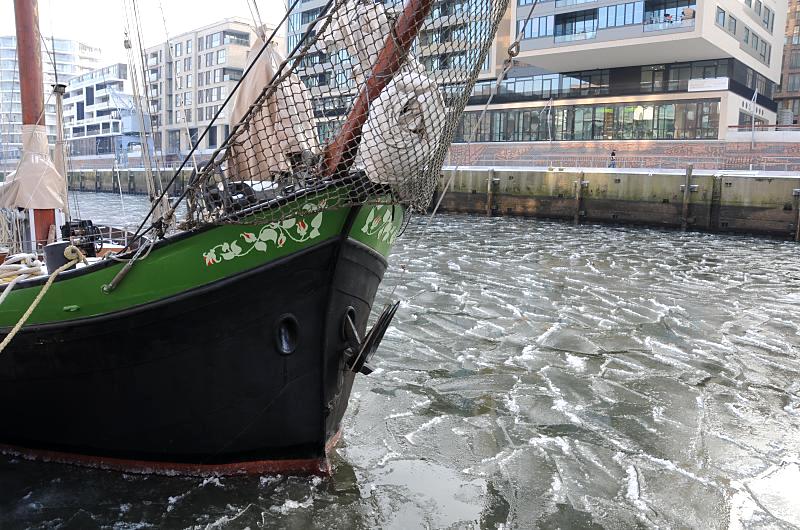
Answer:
227;39;318;179
182;0;510;226
0;125;66;210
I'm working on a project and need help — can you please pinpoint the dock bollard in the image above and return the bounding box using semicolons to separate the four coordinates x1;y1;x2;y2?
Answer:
681;164;694;231
486;169;495;217
794;188;800;242
574;171;585;225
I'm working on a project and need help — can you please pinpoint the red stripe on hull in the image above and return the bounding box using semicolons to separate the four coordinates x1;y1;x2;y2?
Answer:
0;430;342;477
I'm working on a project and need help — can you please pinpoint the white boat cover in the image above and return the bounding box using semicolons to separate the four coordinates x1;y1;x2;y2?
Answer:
358;69;446;185
321;0;446;186
227;40;318;179
0;124;66;210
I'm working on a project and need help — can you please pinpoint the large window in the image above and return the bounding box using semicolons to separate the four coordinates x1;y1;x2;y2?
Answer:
454;99;720;142
790;50;800;70
598;1;643;28
715;7;725;26
644;0;696;25
554;10;598;37
517;15;554;39
787;74;800;92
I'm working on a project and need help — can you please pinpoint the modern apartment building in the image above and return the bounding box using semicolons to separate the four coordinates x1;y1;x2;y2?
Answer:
0;36;100;169
459;0;787;142
774;0;800;123
63;63;149;168
143;18;281;161
287;0;786;144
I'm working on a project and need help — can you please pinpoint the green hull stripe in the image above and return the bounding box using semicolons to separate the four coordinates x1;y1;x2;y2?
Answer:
0;194;405;328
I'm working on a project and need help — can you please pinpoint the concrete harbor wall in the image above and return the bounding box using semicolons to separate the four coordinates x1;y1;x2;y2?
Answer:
64;169;194;195
438;166;800;240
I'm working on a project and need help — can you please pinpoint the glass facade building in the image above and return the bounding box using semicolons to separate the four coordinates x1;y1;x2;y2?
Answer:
285;0;785;145
0;36;100;168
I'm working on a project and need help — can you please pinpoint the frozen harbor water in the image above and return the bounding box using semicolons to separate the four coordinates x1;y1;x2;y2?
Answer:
1;192;799;528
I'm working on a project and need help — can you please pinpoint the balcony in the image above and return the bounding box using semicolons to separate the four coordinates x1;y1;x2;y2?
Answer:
643;17;695;32
554;30;597;43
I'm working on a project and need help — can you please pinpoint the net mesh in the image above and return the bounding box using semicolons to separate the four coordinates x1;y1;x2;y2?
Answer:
181;0;510;227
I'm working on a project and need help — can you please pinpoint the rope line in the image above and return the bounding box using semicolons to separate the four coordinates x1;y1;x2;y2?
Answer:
0;245;86;355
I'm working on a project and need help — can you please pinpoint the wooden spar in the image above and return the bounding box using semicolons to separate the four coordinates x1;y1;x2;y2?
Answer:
14;0;45;127
321;0;434;178
14;0;57;249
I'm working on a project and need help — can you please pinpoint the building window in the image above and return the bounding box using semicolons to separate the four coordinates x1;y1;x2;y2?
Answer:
554;9;598;38
184;57;191;71
787;74;800;92
762;7;773;32
167;130;180;153
185;91;192;106
754;0;761;15
454;99;720;142
197;37;204;52
217;49;226;64
212;32;222;47
301;7;323;25
790;50;800;69
175;42;182;57
186;39;192;54
598;1;644;29
214;68;222;83
727;15;736;34
517;16;554;39
715;7;725;27
744;27;749;44
186;74;193;88
206;52;213;67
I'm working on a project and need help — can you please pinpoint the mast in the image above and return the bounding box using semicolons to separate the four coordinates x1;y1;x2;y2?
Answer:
13;0;58;249
14;0;44;128
53;83;70;221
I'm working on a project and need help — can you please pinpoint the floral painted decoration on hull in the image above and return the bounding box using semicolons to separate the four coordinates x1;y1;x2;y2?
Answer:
203;202;325;266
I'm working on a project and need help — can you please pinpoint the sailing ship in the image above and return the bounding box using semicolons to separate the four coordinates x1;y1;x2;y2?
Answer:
0;0;509;474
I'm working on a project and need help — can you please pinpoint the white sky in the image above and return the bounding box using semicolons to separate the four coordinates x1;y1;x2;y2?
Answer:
0;0;287;65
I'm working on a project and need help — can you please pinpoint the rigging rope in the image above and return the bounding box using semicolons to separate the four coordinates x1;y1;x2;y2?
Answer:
386;0;540;300
0;245;86;355
121;0;327;252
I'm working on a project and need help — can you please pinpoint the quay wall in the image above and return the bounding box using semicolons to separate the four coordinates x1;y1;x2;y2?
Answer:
64;169;195;195
438;167;800;240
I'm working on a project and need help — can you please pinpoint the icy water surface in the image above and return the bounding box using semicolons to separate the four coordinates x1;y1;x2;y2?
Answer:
1;192;799;528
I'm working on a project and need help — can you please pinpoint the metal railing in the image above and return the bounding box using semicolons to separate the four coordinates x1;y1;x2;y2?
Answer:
727;124;800;132
444;152;800;172
554;0;596;7
554;30;597;43
643;18;695;32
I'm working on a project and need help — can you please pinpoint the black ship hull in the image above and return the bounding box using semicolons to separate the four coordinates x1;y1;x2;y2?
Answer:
0;233;388;474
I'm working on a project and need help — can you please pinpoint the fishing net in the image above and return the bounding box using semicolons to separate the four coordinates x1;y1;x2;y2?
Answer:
180;0;510;228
